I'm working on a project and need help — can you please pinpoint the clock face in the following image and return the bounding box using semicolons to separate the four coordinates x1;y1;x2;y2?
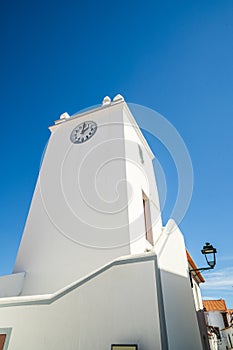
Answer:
70;121;97;144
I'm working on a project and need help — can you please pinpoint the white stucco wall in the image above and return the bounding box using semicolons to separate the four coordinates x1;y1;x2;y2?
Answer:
123;106;162;254
192;278;204;311
205;311;230;350
14;101;163;296
14;103;130;295
1;256;163;350
222;327;233;349
0;273;25;297
206;311;225;331
155;219;203;350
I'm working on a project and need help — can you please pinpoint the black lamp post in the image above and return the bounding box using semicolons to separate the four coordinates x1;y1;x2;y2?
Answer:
189;242;217;288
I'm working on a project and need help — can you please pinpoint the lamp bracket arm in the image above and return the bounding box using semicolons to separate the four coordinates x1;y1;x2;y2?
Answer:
189;266;214;273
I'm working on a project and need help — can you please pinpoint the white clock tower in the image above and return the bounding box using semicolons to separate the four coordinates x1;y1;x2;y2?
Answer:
0;95;204;350
14;95;162;295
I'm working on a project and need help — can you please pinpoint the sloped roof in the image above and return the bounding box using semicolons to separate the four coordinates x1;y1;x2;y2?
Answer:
228;309;233;314
186;250;205;284
203;299;227;312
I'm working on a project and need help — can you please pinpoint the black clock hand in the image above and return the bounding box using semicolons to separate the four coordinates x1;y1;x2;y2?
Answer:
81;123;86;134
81;122;90;134
82;123;89;134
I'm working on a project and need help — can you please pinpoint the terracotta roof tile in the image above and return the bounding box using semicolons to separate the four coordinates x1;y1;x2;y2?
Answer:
203;299;227;312
186;250;205;284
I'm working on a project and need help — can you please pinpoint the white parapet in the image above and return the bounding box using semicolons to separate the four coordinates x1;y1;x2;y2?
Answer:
0;272;25;297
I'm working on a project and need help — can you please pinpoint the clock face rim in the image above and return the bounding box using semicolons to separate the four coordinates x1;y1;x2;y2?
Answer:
70;120;97;144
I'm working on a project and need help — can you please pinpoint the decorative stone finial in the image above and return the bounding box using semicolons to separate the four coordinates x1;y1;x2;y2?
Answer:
60;112;70;120
102;96;111;106
113;94;124;102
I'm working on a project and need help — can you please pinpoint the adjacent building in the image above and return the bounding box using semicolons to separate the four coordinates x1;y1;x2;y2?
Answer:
187;251;211;350
203;299;233;350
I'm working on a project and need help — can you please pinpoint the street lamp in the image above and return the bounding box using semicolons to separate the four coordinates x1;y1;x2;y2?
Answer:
201;242;217;268
189;242;217;288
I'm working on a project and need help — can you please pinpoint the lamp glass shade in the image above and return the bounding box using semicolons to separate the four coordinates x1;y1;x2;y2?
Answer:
201;243;217;268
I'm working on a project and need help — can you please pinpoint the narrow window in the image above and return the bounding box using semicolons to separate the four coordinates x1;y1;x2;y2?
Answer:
138;145;144;164
0;334;6;350
0;328;12;350
214;327;221;340
222;312;229;328
142;191;153;245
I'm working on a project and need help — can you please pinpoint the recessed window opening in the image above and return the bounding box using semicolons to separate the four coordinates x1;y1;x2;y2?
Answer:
0;334;6;350
142;191;153;245
111;345;138;350
222;312;229;328
0;328;12;350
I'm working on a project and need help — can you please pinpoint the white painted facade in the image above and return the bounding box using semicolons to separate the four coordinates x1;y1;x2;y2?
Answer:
205;311;232;350
123;107;162;254
13;101;162;296
222;327;233;349
187;254;210;349
192;278;204;311
206;311;226;335
0;96;203;350
154;220;203;350
0;256;164;350
0;273;25;298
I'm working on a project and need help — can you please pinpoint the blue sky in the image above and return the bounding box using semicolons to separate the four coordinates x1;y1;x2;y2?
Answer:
0;0;233;306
